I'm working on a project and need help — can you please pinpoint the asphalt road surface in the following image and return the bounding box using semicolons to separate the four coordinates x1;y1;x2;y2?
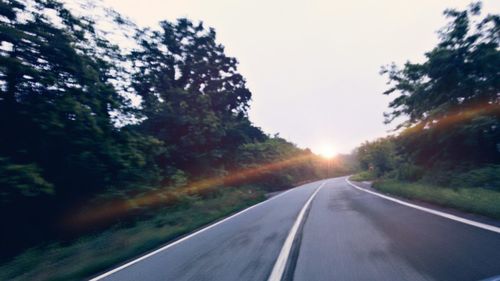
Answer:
93;177;500;281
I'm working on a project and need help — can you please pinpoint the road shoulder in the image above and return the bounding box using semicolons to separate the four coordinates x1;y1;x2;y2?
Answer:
347;178;500;230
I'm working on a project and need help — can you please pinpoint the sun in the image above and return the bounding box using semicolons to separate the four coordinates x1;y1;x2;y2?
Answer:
317;145;337;159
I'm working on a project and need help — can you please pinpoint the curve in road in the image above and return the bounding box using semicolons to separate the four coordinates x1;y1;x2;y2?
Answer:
91;177;500;281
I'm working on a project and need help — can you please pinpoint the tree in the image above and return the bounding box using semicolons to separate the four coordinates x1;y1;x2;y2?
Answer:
0;0;326;260
131;18;255;177
0;0;160;254
234;136;320;189
381;2;499;167
356;137;397;177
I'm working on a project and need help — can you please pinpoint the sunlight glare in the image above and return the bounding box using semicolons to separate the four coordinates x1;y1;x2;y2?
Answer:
318;145;337;159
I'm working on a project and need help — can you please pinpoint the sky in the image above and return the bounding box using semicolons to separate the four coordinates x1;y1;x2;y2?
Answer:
101;0;499;156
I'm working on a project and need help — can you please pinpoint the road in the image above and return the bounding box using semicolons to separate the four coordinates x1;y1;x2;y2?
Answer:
92;177;500;281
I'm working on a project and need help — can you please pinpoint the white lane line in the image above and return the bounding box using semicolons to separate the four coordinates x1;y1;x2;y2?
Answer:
90;181;320;281
345;178;500;234
267;181;326;281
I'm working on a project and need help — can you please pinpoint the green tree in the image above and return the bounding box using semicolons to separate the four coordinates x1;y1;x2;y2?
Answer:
0;0;160;254
235;136;320;189
0;0;327;261
131;19;255;177
381;2;499;167
356;137;397;177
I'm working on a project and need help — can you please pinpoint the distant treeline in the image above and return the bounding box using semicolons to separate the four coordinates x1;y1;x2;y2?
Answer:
0;0;352;258
354;3;499;188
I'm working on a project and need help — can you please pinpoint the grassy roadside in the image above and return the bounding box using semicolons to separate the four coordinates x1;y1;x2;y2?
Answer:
0;186;266;281
349;171;377;182
371;179;500;220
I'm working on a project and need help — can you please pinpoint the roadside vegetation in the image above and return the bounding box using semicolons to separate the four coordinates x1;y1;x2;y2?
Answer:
373;180;500;219
1;0;497;279
0;186;265;281
0;1;355;280
351;2;500;219
349;171;376;182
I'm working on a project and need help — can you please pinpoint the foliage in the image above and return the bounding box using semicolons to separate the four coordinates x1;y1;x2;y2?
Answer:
449;165;500;190
0;186;265;281
0;0;159;195
355;137;398;177
0;157;53;203
381;2;500;168
234;136;321;190
354;136;422;181
382;2;498;128
130;18;261;177
356;3;499;190
374;180;500;219
0;0;329;264
0;0;162;255
388;162;424;182
350;171;377;182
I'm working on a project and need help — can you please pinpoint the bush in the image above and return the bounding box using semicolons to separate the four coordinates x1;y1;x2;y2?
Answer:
374;180;500;219
0;158;54;203
356;137;397;177
350;171;377;181
449;165;500;190
420;168;456;186
392;162;424;181
0;186;265;281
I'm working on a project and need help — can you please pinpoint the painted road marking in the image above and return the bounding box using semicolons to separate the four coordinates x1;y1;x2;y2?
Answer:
346;178;500;234
90;181;321;280
267;181;326;281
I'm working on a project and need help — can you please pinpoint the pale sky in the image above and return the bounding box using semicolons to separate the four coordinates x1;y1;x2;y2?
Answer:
101;0;499;155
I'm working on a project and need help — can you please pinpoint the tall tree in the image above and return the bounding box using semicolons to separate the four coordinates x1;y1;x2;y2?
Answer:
131;19;256;177
381;2;499;167
0;0;159;253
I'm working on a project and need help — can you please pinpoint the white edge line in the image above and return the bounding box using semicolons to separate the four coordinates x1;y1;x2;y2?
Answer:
267;181;326;281
345;178;500;234
89;181;318;280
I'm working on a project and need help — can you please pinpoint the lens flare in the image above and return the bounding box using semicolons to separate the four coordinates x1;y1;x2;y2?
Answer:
401;101;499;135
63;153;320;230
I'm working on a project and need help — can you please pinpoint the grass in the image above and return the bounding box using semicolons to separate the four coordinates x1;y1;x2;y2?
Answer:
0;186;265;281
349;170;377;182
373;179;500;220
